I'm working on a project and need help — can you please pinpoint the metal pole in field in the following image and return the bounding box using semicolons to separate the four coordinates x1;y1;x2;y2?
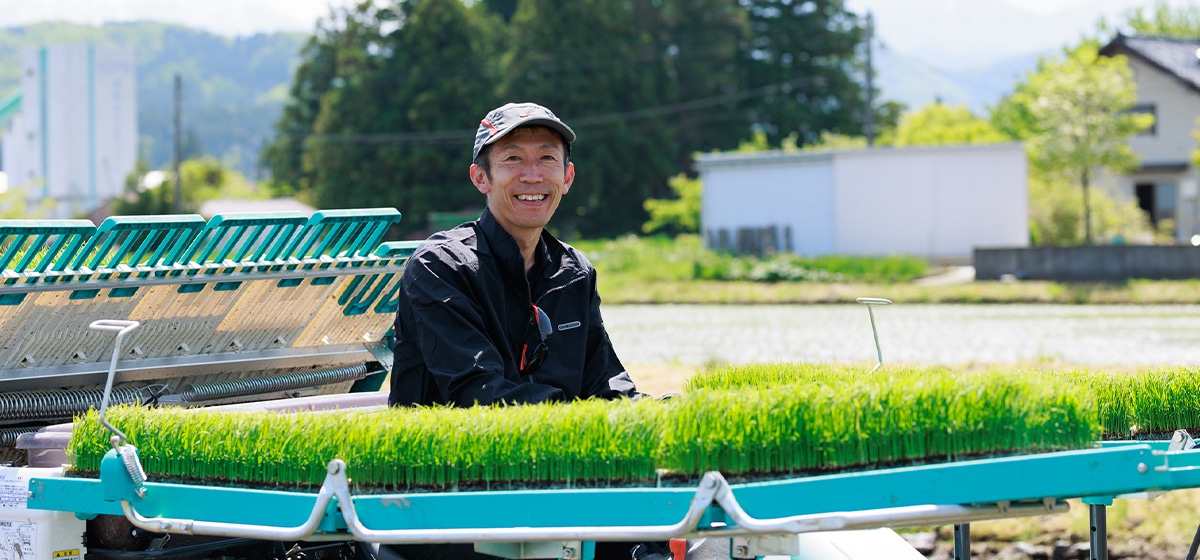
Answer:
1089;504;1107;560
856;297;892;371
173;73;182;214
953;523;970;560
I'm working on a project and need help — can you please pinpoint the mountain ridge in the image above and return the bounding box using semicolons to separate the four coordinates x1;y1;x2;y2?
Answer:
0;17;1048;179
0;21;307;178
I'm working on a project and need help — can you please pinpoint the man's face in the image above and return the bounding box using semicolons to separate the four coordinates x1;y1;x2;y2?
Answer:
471;126;574;238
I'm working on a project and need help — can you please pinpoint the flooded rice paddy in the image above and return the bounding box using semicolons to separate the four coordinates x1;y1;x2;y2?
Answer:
602;304;1200;368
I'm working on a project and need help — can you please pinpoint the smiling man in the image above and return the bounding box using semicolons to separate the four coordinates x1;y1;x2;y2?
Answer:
388;102;642;409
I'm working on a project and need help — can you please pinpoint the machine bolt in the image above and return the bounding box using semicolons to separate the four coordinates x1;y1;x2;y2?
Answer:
1137;462;1148;474
561;546;576;559
733;544;750;558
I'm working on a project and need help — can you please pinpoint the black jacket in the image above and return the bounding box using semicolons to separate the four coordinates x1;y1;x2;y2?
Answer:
389;208;639;407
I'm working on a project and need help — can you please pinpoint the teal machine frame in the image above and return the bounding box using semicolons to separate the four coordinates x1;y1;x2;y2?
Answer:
26;438;1200;559
0;208;416;399
6;210;1200;560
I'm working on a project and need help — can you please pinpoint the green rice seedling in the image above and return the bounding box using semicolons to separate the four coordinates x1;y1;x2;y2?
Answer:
665;365;1098;478
1132;368;1200;436
69;365;1106;491
694;363;1200;443
684;362;873;392
1061;367;1200;439
69;398;667;491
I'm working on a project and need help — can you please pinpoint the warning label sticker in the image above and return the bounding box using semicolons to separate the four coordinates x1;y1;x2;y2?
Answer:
0;471;26;509
53;549;80;560
0;520;35;560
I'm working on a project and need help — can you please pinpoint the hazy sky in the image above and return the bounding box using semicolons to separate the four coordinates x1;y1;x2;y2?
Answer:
0;0;355;37
847;0;1193;67
1;0;1193;67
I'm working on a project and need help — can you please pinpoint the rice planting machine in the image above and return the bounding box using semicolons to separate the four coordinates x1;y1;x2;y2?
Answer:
4;209;1200;560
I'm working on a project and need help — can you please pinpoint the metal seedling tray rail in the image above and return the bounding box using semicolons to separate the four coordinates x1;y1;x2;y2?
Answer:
24;438;1200;559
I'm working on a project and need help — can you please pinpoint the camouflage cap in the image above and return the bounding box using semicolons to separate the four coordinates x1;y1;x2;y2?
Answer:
473;102;576;161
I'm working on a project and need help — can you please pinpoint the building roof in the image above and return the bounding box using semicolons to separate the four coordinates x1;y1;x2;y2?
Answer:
198;198;316;219
1100;34;1200;95
693;143;1024;171
1137;162;1190;174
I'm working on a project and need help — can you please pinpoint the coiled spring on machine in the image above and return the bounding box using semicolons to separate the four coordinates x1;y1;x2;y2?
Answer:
180;364;370;402
0;426;41;447
0;386;150;421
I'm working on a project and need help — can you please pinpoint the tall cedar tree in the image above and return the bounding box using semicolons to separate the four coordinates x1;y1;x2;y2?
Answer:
260;9;345;195
301;0;500;235
262;0;872;238
657;0;750;176
500;0;678;239
738;0;867;145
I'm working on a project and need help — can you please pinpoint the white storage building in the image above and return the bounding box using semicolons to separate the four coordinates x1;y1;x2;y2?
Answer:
0;45;138;219
694;144;1029;262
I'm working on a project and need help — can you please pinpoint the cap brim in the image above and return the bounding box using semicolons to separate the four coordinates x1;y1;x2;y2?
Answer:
483;116;576;149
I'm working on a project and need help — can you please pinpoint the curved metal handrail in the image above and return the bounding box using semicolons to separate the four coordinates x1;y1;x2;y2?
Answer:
116;459;1065;544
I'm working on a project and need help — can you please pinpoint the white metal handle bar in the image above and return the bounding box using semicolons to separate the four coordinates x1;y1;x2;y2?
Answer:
118;460;1064;544
88;319;142;445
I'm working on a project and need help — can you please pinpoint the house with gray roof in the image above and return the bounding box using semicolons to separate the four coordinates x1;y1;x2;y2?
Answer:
1100;34;1200;243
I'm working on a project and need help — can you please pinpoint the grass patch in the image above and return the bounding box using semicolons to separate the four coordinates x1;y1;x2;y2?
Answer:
571;234;1200;304
574;235;928;284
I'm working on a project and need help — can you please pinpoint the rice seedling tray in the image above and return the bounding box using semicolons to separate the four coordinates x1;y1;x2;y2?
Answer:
34;363;1200;558
26;438;1200;549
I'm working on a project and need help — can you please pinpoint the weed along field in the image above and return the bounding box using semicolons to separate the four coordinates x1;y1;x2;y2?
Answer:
577;237;1200;559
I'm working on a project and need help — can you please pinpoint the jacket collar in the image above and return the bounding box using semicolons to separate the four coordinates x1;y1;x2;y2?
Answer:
478;208;586;296
478;208;553;285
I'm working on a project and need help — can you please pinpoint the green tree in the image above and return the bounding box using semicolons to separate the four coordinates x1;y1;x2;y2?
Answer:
734;129;799;152
1027;175;1150;246
884;102;1009;147
802;131;866;151
266;0;500;236
482;0;519;22
993;43;1152;245
367;0;501;227
655;0;750;174
643;174;701;235
797;101;988;151
501;0;677;239
114;158;255;215
736;0;867;147
262;0;875;238
0;184;54;219
259;8;346;197
1124;0;1200;36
